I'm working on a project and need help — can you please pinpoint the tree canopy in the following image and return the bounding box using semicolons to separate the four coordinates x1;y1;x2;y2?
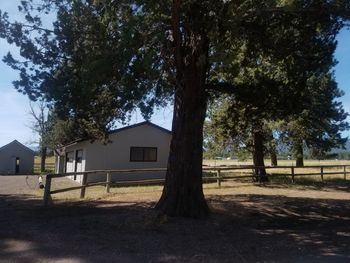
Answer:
281;73;349;166
1;0;173;140
1;0;350;217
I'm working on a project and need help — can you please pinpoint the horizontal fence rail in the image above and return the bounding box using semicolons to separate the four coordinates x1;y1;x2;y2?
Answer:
43;164;350;206
34;164;55;174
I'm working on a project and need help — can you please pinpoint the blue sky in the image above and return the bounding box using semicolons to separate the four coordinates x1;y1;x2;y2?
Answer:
0;1;349;147
0;1;173;147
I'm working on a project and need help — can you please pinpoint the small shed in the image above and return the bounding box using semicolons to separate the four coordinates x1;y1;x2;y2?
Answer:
0;140;35;175
55;121;171;184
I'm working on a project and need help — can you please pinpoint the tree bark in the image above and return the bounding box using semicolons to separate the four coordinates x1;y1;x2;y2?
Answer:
270;150;278;166
252;131;268;182
155;79;209;217
294;140;304;167
268;131;278;166
40;146;47;173
155;67;209;217
155;1;210;218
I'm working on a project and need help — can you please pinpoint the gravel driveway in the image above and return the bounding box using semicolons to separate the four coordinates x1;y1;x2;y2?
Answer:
0;175;40;195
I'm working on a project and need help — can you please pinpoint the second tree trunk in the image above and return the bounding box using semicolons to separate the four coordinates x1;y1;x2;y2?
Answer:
252;131;268;182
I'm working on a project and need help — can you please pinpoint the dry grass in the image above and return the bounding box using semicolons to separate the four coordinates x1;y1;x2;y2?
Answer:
28;158;350;202
34;156;55;165
35;175;350;205
204;158;350;167
203;159;350;184
34;156;55;174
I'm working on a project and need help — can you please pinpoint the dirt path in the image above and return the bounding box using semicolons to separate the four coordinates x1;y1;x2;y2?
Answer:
0;175;41;195
1;176;350;262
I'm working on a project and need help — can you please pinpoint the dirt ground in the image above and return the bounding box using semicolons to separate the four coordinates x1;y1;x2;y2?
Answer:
1;175;350;263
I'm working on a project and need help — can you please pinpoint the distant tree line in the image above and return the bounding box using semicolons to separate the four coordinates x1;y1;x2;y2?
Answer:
337;152;350;160
203;141;350;161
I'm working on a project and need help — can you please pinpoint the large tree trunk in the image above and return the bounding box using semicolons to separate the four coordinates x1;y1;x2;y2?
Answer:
40;146;47;173
252;131;268;182
155;65;209;217
294;140;304;167
155;1;209;218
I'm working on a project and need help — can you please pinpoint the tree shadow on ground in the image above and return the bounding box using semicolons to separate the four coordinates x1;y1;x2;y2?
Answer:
1;193;350;262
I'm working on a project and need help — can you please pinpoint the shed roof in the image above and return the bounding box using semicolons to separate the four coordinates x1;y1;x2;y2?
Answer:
110;121;171;135
62;121;171;148
0;140;35;154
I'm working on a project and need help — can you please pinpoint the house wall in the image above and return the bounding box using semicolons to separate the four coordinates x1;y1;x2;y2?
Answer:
63;124;171;183
0;142;34;175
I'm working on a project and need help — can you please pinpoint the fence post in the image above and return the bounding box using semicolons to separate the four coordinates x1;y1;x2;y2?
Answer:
106;172;111;193
43;174;52;206
80;173;88;199
344;166;347;181
291;167;295;183
216;169;221;188
320;167;324;182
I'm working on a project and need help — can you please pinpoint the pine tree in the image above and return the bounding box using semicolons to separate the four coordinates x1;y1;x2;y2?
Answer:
1;0;349;217
281;74;349;166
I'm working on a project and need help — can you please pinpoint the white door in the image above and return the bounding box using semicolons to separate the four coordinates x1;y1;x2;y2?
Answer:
65;151;75;180
75;150;84;183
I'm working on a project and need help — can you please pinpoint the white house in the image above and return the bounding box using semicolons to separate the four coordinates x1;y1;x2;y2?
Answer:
55;121;171;183
0;140;35;175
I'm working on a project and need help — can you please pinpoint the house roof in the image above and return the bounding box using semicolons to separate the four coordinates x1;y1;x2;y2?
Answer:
0;140;35;154
110;121;171;135
62;121;171;148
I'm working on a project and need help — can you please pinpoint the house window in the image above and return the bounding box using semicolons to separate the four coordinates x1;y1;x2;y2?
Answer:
75;150;83;164
130;147;157;162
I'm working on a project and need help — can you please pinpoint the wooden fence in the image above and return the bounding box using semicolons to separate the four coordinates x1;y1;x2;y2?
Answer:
43;164;349;206
34;164;55;172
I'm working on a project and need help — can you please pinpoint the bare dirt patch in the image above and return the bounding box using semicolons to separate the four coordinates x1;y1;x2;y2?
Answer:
1;176;350;262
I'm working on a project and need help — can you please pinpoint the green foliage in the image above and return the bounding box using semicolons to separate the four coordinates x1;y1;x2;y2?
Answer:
0;0;173;141
205;96;280;164
1;0;349;142
280;73;349;159
1;0;350;215
338;152;350;160
204;1;349;164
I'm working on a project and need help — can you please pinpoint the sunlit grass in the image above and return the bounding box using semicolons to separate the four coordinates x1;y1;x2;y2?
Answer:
33;158;350;201
34;156;55;174
203;159;350;167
